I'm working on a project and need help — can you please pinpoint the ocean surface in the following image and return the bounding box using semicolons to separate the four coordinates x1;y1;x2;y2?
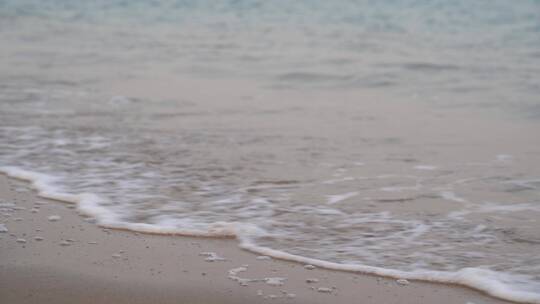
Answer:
1;1;540;302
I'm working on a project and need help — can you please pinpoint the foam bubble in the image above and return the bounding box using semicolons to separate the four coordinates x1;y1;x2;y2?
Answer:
228;266;248;276
228;266;251;286
48;215;62;222
199;251;226;262
321;177;355;185
396;279;410;285
285;293;296;298
326;192;359;204
440;191;467;203
265;277;286;286
317;287;333;293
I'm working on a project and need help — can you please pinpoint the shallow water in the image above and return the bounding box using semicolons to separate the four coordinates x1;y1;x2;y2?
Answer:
1;1;540;302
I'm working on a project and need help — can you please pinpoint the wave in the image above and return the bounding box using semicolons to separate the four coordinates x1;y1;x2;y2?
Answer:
1;165;539;304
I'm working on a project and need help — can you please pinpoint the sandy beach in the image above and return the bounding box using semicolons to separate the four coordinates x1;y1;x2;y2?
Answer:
0;174;513;304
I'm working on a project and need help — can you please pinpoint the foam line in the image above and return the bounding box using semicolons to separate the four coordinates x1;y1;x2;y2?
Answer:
1;165;539;304
238;238;540;304
0;166;119;224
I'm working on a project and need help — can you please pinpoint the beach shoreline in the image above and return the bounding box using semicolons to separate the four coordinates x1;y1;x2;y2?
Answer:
2;2;539;303
0;173;514;304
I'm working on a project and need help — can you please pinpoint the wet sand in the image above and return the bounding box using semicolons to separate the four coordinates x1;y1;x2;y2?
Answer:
0;174;514;304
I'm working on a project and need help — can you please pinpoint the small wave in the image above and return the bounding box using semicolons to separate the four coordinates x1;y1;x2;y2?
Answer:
2;165;540;304
239;239;540;304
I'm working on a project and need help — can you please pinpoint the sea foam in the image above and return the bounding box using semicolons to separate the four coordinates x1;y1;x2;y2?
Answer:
2;166;540;303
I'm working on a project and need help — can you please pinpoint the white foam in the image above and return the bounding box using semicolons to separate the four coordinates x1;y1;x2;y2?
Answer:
238;238;540;304
317;287;333;293
0;166;120;225
228;266;251;286
414;165;438;171
199;251;226;262
380;186;419;192
321;177;355;184
48;215;61;221
396;279;410;285
405;223;429;242
326;192;358;204
228;266;248;276
265;277;286;286
440;191;467;203
108;95;133;106
2;165;540;303
0;224;7;233
478;202;540;213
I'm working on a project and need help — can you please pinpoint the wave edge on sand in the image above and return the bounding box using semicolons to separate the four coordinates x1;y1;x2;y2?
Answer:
1;165;539;304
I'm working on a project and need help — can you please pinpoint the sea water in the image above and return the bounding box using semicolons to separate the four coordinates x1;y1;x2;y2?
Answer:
1;1;540;302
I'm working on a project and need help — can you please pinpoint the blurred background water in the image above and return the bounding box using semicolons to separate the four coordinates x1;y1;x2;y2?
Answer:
1;0;539;115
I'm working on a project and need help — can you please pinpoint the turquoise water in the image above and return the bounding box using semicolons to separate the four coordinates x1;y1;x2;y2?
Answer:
1;1;539;107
